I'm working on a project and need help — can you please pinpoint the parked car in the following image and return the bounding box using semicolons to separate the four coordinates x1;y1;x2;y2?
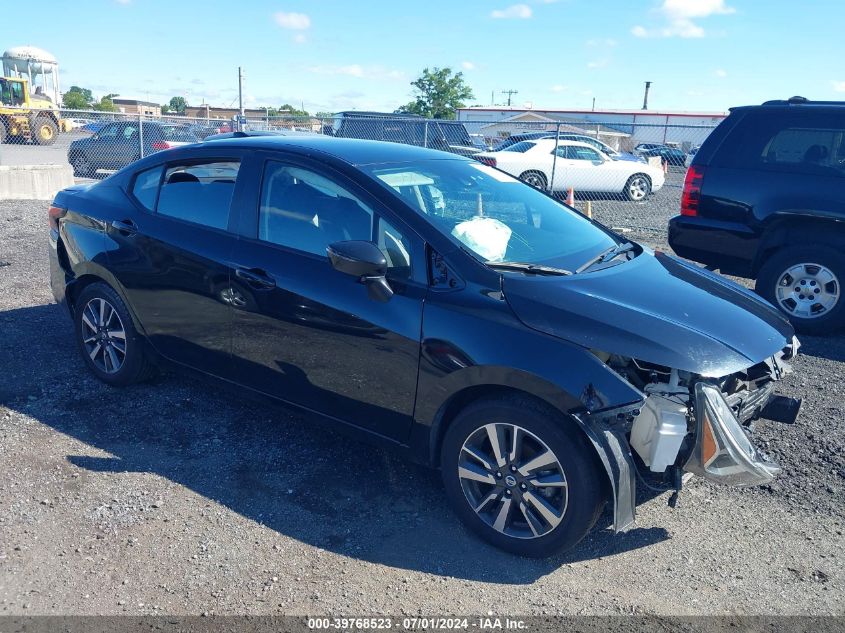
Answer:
494;132;645;163
68;121;199;177
640;145;688;167
633;142;668;155
80;120;109;134
48;136;800;557
669;96;845;333
66;117;95;130
332;111;479;157
475;139;665;201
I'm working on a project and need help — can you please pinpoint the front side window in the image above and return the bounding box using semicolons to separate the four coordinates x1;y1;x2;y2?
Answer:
156;161;240;229
367;160;616;267
258;162;373;257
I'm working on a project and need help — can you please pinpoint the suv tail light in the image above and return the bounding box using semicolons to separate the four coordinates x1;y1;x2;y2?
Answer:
680;165;705;217
476;155;497;167
48;205;67;232
151;141;171;150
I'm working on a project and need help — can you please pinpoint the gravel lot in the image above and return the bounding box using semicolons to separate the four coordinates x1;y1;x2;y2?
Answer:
0;189;843;617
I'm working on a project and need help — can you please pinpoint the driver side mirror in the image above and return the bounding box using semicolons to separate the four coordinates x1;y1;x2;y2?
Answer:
327;240;394;303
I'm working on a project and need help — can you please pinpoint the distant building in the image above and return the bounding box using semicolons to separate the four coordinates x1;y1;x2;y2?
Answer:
183;104;275;121
458;106;728;149
112;98;161;117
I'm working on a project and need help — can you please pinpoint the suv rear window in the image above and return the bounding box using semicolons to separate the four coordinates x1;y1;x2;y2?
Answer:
715;110;845;177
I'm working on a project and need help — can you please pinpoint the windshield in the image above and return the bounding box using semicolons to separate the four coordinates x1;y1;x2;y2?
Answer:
366;159;617;268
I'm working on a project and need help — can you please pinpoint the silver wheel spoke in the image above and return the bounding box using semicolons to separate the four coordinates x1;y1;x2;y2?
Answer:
529;473;568;488
523;491;563;529
492;496;512;532
508;426;522;463
474;491;500;513
81;312;96;332
458;464;496;486
109;328;126;340
98;299;106;327
484;424;507;468
517;449;557;476
519;502;541;537
462;444;493;471
88;343;102;361
106;346;120;372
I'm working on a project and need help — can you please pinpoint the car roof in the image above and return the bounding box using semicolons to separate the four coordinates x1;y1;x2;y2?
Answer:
200;135;467;165
730;96;845;113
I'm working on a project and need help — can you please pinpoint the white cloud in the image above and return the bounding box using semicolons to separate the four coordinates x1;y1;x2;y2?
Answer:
461;61;476;71
491;4;532;19
831;81;845;93
550;84;567;93
587;59;609;69
114;0;131;5
632;0;733;38
274;11;311;30
293;33;307;44
307;65;405;81
714;68;727;78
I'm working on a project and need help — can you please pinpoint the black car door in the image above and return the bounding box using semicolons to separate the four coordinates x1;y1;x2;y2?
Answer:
228;154;427;442
104;151;247;377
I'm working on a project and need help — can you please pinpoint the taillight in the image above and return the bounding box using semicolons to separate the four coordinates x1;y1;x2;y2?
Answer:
48;205;67;232
151;141;171;150
680;164;705;217
476;155;497;167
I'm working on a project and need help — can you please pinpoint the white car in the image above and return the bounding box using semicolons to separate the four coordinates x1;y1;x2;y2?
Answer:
66;118;95;130
475;139;665;202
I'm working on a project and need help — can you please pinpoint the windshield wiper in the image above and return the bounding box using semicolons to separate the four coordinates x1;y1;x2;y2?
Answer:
487;262;573;276
575;242;635;274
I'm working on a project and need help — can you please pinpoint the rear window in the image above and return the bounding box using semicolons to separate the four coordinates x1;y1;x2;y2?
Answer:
715;110;845;177
155;161;240;229
502;141;536;153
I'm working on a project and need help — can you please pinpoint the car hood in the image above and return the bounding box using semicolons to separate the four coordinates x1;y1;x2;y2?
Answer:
503;250;794;377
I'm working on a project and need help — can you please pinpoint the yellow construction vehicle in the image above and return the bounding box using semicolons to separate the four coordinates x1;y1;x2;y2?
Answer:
0;76;62;145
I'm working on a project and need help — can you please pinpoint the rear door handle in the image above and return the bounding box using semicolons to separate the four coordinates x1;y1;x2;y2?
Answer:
235;267;276;289
111;219;137;235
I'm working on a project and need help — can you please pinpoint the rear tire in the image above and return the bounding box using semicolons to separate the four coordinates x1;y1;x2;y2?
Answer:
73;283;156;386
519;170;548;191
31;116;58;146
441;395;605;557
755;245;845;334
624;174;651;201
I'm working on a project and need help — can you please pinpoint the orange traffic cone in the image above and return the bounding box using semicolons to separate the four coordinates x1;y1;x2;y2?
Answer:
565;187;575;206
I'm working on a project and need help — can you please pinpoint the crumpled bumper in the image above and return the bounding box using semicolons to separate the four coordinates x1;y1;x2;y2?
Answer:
684;382;781;486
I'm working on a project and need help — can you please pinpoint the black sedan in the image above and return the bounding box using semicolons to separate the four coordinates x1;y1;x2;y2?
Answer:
640;145;688;167
68;121;199;177
48;135;799;557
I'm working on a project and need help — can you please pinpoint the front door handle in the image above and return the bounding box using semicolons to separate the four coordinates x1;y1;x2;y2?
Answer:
235;267;276;289
111;219;137;235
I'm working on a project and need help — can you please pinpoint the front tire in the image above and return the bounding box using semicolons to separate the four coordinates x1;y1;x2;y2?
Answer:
74;283;156;386
756;245;845;334
441;396;605;557
624;174;651;201
69;152;92;177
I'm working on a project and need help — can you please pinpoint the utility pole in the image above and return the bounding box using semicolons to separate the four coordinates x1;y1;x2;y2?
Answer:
238;67;245;117
592;97;596;111
642;81;652;110
501;89;518;107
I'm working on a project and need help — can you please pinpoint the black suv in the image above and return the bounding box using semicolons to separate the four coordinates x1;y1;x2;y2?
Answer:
669;97;845;333
331;111;479;157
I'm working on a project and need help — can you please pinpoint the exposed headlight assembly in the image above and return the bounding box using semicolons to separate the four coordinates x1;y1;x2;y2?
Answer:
684;383;781;486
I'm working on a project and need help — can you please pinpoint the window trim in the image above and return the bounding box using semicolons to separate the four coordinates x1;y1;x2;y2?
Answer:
126;155;244;233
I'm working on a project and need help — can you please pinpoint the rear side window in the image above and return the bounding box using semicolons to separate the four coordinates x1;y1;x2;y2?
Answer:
502;141;536;153
156;161;240;229
716;111;845;177
131;166;163;211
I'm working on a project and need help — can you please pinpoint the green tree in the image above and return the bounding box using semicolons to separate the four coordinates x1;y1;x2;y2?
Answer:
62;86;94;110
167;96;188;114
278;103;309;117
93;93;119;112
397;67;473;119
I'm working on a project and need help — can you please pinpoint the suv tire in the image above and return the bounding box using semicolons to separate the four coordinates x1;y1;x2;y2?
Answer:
756;245;845;334
441;395;605;557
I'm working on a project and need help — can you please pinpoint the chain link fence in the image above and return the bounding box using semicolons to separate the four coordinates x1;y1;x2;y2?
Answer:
0;106;718;224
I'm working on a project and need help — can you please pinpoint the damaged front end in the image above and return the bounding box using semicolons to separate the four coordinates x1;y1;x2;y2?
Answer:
585;336;801;531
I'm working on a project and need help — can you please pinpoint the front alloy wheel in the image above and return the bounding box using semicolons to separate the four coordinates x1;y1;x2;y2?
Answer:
458;423;568;539
441;396;605;557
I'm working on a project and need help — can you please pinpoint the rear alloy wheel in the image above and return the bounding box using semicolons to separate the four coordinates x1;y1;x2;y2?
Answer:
441;396;605;557
74;283;156;386
519;171;547;191
756;245;845;334
624;174;651;201
31;116;58;146
70;153;91;178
